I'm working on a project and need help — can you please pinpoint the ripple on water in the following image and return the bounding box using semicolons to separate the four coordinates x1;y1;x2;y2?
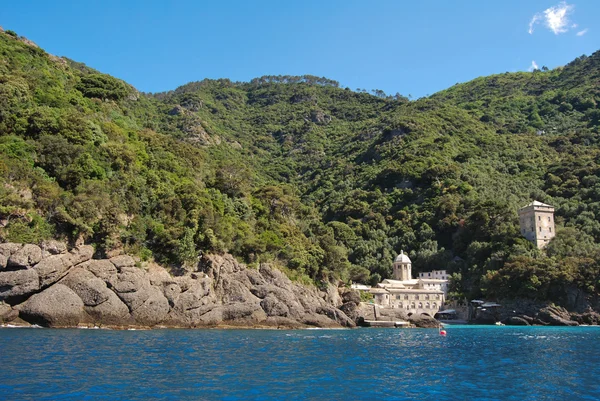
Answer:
0;326;599;400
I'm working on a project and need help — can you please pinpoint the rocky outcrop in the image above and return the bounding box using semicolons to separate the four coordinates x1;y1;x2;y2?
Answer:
408;314;440;328
0;242;355;329
476;299;583;326
18;284;84;327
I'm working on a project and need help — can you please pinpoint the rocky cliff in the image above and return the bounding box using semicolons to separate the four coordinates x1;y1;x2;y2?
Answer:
0;242;356;329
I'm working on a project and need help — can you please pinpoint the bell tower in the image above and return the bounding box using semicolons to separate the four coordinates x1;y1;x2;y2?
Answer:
392;250;412;281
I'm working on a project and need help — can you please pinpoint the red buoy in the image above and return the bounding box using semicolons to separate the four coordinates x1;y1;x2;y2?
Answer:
440;330;447;336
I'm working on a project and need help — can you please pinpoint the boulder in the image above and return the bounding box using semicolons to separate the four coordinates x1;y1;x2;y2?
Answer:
0;243;23;259
537;306;579;326
59;268;111;306
260;294;290;317
302;313;340;328
110;266;147;295
40;240;67;257
219;278;258;304
69;245;94;265
222;303;267;323
83;259;118;282
110;255;136;269
340;288;361;305
0;302;18;322
18;284;84;327
84;292;131;325
323;283;343;307
0;269;39;303
7;244;42;269
33;254;74;288
409;314;440;328
316;306;356;328
130;285;170;326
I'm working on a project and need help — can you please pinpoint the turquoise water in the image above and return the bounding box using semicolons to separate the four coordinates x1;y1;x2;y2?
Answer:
1;326;599;400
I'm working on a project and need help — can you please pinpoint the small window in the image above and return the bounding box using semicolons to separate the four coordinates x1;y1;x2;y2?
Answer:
538;216;541;221
549;227;552;232
539;227;542;232
418;303;423;308
404;295;409;300
548;216;551;222
415;295;419;300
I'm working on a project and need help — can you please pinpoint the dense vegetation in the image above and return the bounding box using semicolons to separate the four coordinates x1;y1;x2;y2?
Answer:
1;29;600;305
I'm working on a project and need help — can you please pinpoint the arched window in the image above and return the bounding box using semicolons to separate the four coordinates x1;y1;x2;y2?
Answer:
432;303;437;309
404;295;409;300
425;294;430;300
418;303;423;309
426;302;430;309
415;295;419;300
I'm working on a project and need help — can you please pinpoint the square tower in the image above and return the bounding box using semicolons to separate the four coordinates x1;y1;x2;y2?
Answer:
518;201;555;249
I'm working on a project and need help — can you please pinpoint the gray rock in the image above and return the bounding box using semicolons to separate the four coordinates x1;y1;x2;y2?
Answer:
316;306;356;328
0;243;23;258
110;255;136;269
537;306;579;326
222;303;267;323
59;267;110;306
409;314;440;328
69;245;94;265
18;284;84;327
83;259;118;282
0;254;7;270
302;313;340;328
84;291;131;325
8;244;42;269
162;282;181;306
130;285;170;326
0;269;39;303
0;302;18;322
40;240;67;258
33;245;94;289
33;254;73;288
341;289;361;304
111;266;147;294
261;295;290;317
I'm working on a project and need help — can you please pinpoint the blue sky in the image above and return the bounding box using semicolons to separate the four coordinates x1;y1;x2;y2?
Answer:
1;1;598;98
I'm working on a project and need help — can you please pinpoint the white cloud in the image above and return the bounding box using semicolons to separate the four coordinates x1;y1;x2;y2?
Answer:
529;60;539;72
528;2;575;35
576;28;589;36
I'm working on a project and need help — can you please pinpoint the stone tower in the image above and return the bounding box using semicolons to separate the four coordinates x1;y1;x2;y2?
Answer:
392;250;412;281
519;201;555;249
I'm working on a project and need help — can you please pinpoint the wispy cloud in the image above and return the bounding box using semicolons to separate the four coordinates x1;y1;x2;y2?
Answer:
576;28;589;36
528;2;575;35
529;60;539;72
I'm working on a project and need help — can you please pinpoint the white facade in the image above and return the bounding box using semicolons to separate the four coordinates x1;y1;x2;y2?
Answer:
418;270;449;280
370;251;449;315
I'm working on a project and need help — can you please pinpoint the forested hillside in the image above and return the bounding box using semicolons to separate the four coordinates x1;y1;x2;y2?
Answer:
1;28;600;305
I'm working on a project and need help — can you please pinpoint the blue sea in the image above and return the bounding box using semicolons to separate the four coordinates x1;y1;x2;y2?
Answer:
1;326;599;400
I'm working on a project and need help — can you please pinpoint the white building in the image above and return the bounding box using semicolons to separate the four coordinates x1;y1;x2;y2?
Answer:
370;251;449;315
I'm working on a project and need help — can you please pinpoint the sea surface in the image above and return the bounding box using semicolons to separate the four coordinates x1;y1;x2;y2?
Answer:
1;325;599;400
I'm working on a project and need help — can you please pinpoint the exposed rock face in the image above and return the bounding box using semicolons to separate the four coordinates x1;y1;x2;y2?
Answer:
0;241;354;329
8;244;42;268
408;314;440;328
18;284;84;327
503;316;530;326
